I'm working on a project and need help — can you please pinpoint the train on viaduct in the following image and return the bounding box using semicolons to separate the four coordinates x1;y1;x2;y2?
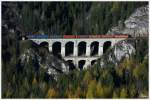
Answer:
24;34;129;70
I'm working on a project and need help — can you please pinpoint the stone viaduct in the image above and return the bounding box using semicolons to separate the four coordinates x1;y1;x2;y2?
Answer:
27;35;128;70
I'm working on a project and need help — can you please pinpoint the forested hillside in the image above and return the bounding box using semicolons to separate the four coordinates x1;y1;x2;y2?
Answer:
7;2;147;35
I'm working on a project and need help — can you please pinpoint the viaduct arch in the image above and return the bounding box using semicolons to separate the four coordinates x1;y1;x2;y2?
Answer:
67;60;75;70
40;41;49;47
52;41;61;56
78;60;86;70
90;41;99;56
65;41;74;56
78;41;86;56
91;60;97;66
103;41;112;53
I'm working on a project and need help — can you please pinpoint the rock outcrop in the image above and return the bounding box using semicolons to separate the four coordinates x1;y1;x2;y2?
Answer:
107;5;148;37
96;39;136;67
19;40;69;80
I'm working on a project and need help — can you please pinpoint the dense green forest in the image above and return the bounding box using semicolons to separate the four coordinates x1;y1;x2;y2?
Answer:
18;2;147;35
2;38;148;98
2;2;148;98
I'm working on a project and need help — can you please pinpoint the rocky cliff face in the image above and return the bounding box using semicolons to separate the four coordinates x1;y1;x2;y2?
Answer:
19;40;69;80
107;5;148;37
96;39;136;67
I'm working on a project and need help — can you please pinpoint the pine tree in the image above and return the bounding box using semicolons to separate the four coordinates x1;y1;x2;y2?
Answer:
86;80;97;98
46;88;58;98
120;88;128;98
